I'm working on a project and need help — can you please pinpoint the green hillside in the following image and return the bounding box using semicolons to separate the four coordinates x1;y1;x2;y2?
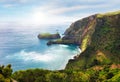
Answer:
2;10;120;82
66;10;120;70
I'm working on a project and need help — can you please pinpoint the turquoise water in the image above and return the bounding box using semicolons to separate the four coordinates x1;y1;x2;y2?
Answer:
0;25;79;71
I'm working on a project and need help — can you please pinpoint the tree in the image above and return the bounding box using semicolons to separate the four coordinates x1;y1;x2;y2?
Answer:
2;64;12;78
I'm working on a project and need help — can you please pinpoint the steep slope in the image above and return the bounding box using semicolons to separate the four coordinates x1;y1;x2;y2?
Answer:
63;15;97;51
65;11;120;70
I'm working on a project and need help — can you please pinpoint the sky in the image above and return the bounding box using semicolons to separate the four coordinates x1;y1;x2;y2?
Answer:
0;0;120;27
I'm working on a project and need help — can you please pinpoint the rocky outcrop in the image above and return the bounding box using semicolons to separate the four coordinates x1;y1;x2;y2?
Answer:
49;15;97;46
65;10;120;70
63;14;97;51
38;33;61;39
47;39;75;45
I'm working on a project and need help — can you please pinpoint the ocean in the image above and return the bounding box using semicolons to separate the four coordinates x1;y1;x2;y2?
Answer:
0;25;80;71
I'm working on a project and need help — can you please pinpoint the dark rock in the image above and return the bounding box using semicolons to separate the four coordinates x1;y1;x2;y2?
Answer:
47;39;79;46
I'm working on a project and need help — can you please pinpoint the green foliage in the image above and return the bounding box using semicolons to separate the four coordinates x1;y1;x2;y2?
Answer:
92;14;120;54
38;32;60;39
0;64;13;82
46;72;67;82
12;69;51;82
12;67;120;82
97;10;120;18
108;71;120;81
0;74;5;82
2;64;12;78
39;33;52;37
81;35;90;52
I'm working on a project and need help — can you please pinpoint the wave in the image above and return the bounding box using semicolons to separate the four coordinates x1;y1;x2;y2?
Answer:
6;50;58;62
5;45;79;70
59;44;69;47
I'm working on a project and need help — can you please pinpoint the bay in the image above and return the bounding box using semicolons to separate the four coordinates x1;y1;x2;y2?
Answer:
0;25;80;71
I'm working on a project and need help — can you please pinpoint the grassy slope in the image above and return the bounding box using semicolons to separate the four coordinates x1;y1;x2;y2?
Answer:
66;10;120;70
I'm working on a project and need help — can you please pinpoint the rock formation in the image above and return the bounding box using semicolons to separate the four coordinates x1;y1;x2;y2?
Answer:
38;33;61;39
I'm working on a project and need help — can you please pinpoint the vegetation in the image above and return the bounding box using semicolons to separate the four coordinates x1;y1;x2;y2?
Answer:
81;35;90;52
39;33;52;37
38;32;61;39
0;64;13;82
0;64;119;82
11;66;120;82
66;10;120;70
97;10;120;18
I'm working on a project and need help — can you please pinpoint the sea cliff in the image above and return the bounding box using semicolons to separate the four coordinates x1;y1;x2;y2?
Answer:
65;11;120;70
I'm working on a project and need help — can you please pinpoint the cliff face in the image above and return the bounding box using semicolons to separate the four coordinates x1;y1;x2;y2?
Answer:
63;15;97;51
65;11;120;70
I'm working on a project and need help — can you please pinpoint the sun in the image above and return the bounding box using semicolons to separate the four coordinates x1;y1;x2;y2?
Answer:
31;11;48;25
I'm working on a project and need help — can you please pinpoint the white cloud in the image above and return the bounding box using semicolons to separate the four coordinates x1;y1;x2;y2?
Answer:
4;6;75;26
18;0;29;3
47;4;111;15
0;0;31;3
0;3;114;27
48;6;87;14
2;4;16;8
0;0;120;27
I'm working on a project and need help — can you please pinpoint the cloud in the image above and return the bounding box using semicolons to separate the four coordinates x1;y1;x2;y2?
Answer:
0;0;31;3
0;0;120;27
47;5;87;14
2;4;16;8
47;4;111;15
20;5;92;26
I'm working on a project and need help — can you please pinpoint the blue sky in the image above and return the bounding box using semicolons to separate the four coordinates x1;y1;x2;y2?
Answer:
0;0;120;27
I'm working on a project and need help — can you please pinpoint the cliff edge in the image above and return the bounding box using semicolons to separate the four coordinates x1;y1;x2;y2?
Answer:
65;11;120;70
